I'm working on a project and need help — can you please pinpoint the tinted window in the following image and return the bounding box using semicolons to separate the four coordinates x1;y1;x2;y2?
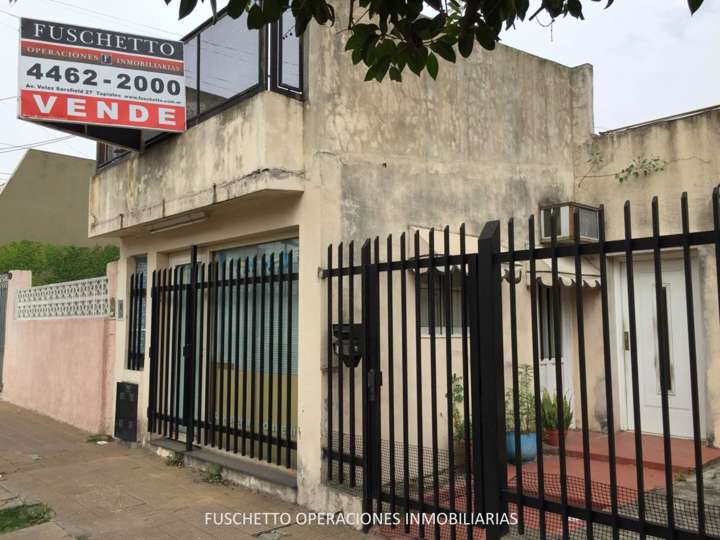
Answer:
199;14;260;113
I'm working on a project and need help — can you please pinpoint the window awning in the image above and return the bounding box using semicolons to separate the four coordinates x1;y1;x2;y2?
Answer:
409;226;476;273
526;257;601;289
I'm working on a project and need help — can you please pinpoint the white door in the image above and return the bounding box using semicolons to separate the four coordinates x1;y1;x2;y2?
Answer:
620;259;700;438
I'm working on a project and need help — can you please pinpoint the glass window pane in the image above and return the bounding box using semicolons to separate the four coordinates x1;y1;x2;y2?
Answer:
199;14;260;113
184;37;199;120
279;11;301;89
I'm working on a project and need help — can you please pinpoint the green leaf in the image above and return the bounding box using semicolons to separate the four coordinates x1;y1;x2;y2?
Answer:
178;0;198;19
688;0;703;13
430;41;456;63
475;21;497;50
458;31;474;58
294;13;311;35
262;0;285;22
389;66;402;82
227;0;250;18
426;53;439;80
247;4;265;28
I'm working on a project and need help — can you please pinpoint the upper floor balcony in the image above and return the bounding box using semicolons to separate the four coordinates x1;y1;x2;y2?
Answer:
89;9;305;238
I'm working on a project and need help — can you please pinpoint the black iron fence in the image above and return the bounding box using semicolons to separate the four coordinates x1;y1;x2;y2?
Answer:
147;250;299;468
127;272;146;371
323;189;720;540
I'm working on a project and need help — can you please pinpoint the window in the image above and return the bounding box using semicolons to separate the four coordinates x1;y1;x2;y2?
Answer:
418;269;464;335
272;11;302;94
127;256;147;370
538;285;558;360
184;37;199;121
213;238;299;375
198;13;261;114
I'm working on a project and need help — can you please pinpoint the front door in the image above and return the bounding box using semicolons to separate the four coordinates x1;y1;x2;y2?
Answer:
620;259;701;438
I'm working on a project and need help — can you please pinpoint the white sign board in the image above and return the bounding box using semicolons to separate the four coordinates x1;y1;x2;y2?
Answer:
18;18;186;132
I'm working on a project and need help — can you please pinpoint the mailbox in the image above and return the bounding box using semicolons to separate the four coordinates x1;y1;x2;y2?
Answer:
332;323;364;368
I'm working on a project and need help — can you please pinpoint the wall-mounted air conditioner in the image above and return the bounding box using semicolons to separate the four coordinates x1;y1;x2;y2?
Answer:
539;202;600;244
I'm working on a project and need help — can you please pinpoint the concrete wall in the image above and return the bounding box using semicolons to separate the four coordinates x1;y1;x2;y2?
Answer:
0;150;114;248
0;264;117;434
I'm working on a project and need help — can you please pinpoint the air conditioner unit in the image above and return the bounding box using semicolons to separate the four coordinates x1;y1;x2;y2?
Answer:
539;202;600;244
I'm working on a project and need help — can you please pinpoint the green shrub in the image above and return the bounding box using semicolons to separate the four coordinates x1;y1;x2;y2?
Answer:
0;241;119;285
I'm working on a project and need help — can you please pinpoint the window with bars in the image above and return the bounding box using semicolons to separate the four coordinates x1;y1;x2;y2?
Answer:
127;257;147;370
418;269;464;335
538;284;559;360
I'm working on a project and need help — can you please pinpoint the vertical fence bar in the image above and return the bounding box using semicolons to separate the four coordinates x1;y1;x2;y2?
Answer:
337;244;345;483
598;205;620;539
623;202;646;539
163;269;171;437
233;261;241;453
226;259;235;452
149;271;158;432
185;247;198;452
427;229;441;540
680;193;708;538
275;255;284;466
250;256;258;458
550;209;570;540
349;242;357;487
508;218;524;535
127;274;136;369
158;271;167;435
218;261;227;449
137;274;145;369
573;208;595;540
170;267;179;438
373;236;382;516
197;264;205;445
652;197;677;537
285;250;294;468
528;215;547;540
400;233;411;534
474;220;507;540
204;263;214;445
442;226;456;540
268;254;275;462
242;257;250;456
387;234;397;523
326;246;333;481
259;255;267;461
414;230;425;539
459;224;473;540
211;262;219;446
360;240;372;531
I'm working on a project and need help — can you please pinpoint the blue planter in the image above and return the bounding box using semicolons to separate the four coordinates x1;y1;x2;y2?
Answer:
505;431;537;463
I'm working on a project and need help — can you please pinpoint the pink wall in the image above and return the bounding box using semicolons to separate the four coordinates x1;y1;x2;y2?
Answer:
1;264;116;434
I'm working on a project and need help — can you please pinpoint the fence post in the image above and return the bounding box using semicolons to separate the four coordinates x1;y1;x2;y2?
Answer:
471;221;508;539
184;246;198;452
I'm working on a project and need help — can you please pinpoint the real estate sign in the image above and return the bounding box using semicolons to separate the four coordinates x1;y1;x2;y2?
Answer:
18;18;186;132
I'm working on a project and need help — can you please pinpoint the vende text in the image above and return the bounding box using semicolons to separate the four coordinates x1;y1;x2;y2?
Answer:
20;90;185;131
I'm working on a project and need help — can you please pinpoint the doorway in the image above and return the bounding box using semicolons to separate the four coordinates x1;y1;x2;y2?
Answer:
619;258;704;438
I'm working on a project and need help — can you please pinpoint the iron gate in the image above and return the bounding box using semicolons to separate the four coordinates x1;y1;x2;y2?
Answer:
0;273;9;391
323;189;720;540
146;247;299;468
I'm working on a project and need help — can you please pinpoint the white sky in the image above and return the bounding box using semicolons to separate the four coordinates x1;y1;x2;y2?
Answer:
0;0;717;183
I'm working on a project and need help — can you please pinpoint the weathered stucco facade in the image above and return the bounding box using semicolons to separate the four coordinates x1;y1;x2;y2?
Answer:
87;9;719;516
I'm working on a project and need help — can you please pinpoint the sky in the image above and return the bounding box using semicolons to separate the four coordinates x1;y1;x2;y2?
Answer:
0;0;718;185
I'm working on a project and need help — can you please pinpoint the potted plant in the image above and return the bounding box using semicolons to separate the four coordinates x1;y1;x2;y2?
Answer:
541;388;573;447
450;374;471;470
504;365;537;463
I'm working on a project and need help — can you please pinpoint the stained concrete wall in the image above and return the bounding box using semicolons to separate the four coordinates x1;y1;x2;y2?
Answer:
0;264;117;434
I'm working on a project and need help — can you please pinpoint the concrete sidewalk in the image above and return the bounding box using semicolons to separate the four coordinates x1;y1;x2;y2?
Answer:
0;400;365;540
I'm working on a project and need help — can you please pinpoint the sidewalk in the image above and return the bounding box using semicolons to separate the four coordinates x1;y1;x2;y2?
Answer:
0;400;365;540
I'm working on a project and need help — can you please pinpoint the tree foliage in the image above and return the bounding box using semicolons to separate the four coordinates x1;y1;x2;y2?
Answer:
168;0;705;81
0;241;119;286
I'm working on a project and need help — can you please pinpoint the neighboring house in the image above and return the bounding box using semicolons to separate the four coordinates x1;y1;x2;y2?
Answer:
87;5;719;523
0;149;110;247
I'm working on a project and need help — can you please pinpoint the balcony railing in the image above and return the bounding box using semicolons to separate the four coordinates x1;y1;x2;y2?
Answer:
97;8;303;170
